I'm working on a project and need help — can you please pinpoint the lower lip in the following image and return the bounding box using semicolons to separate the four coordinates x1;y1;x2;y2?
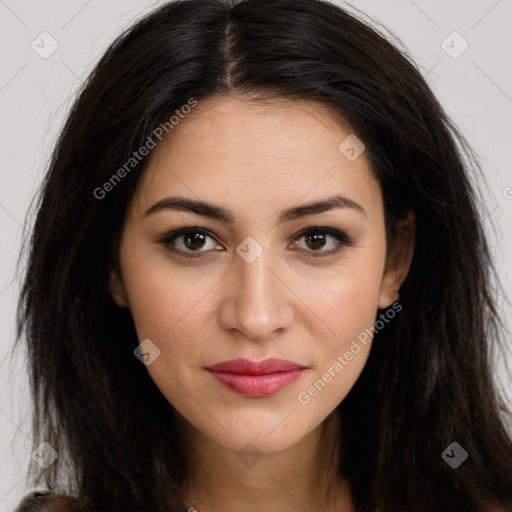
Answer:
208;369;304;398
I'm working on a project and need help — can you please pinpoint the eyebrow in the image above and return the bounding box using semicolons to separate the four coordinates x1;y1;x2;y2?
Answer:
143;194;365;224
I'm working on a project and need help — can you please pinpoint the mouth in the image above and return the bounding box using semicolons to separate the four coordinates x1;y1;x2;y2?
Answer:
205;358;308;398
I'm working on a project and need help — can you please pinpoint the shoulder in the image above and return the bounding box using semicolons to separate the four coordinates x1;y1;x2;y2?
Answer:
14;491;79;512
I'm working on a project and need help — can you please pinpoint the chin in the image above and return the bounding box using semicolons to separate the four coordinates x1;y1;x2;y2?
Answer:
201;409;322;454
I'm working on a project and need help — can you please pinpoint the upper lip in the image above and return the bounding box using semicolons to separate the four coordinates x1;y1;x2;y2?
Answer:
206;358;307;375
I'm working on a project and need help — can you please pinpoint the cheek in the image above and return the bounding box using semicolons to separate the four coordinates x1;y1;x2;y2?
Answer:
297;248;385;405
295;285;376;423
122;266;213;408
123;269;222;395
125;271;214;339
316;269;379;323
119;229;219;342
306;248;385;346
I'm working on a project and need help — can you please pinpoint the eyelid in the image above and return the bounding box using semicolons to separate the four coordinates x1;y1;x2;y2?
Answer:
158;225;354;259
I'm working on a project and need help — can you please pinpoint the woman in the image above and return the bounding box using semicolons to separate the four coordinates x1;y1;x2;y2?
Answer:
14;0;512;510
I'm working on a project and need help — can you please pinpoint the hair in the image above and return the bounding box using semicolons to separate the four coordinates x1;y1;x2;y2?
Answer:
14;0;512;510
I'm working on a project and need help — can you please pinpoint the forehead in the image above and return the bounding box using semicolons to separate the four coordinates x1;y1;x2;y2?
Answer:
150;95;352;166
131;95;381;220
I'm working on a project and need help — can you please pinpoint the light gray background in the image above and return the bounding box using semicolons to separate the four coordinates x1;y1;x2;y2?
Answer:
1;0;511;509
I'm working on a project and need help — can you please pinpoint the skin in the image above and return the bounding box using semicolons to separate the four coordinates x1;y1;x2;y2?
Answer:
109;95;415;512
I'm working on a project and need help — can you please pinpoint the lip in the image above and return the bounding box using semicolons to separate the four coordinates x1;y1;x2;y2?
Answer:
206;358;307;398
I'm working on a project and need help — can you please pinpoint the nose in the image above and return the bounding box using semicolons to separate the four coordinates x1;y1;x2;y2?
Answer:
218;248;294;343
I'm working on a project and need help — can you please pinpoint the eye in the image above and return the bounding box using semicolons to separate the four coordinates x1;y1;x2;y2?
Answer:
291;227;353;258
158;227;223;258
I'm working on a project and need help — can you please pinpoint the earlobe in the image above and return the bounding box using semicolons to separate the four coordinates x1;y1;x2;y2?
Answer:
378;210;416;309
108;269;129;308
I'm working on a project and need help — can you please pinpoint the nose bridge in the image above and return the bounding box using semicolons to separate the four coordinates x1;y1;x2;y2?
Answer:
238;250;274;305
236;233;276;301
220;238;293;341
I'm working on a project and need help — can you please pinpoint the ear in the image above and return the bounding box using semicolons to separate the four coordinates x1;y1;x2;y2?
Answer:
108;268;129;308
378;210;415;309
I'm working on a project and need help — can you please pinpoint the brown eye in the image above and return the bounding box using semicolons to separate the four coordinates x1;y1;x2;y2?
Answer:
293;228;353;257
304;232;328;250
182;232;208;250
159;227;223;258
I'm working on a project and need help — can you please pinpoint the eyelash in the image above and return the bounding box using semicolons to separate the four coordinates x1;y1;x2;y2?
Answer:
157;226;354;260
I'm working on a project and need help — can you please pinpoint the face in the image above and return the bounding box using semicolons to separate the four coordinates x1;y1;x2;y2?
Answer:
109;95;413;454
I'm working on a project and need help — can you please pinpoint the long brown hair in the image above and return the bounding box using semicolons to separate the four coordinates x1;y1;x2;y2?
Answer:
15;0;512;510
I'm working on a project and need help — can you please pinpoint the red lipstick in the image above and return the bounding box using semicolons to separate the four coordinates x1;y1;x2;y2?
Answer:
206;358;306;398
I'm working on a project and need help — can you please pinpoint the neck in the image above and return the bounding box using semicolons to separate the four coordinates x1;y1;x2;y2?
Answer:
176;410;354;512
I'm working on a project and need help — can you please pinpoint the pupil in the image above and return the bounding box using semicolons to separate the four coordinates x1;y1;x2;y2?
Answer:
184;233;206;250
306;232;326;250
